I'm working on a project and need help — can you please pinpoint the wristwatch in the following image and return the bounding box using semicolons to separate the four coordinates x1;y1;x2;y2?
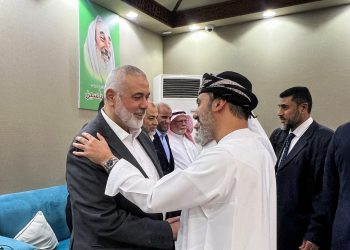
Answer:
102;156;119;173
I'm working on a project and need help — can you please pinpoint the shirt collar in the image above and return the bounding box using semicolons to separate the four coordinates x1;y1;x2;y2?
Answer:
101;109;141;141
156;129;167;138
290;117;313;138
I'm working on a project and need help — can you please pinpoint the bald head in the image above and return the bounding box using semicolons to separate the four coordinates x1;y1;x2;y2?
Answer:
156;103;172;133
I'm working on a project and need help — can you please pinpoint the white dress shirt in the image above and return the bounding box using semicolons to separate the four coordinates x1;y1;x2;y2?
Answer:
288;117;313;154
101;109;160;181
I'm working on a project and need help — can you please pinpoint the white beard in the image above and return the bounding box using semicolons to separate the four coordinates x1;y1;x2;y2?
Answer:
95;47;114;81
115;97;144;129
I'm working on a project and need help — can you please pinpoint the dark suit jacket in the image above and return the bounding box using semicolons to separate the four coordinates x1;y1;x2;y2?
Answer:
66;112;174;250
275;121;333;250
270;127;289;157
153;133;174;175
316;122;350;250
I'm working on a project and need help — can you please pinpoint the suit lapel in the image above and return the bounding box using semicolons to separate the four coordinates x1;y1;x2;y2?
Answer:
137;133;164;178
277;121;318;171
154;133;169;162
96;112;148;178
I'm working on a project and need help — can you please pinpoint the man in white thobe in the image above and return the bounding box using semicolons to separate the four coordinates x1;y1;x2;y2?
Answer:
74;71;277;250
168;110;199;170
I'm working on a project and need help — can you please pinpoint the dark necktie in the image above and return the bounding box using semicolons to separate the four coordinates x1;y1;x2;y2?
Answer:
278;133;295;168
160;134;171;162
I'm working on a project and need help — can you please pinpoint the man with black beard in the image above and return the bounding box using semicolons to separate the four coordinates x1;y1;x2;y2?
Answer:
66;65;178;249
275;86;333;250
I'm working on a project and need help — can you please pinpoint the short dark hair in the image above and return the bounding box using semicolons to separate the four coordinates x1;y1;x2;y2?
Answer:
280;86;312;113
208;92;249;119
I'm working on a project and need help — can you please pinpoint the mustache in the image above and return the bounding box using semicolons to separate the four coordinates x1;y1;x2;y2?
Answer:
100;48;111;60
134;110;146;116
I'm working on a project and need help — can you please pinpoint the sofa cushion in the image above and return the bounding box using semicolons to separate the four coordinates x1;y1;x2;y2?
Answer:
14;211;58;249
0;235;35;250
56;239;70;250
0;185;70;241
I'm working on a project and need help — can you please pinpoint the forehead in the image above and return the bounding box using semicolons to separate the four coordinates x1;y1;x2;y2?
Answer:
146;105;158;115
174;115;187;121
158;105;172;115
197;93;210;103
279;96;295;105
122;74;149;94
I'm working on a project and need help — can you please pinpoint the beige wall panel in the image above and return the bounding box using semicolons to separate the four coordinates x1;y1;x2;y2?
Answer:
0;0;162;193
163;5;350;134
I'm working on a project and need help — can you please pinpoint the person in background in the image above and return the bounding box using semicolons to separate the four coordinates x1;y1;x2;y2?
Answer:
269;127;288;157
142;102;158;140
314;122;350;250
73;70;277;250
275;86;333;250
168;110;199;170
153;103;175;175
66;65;178;249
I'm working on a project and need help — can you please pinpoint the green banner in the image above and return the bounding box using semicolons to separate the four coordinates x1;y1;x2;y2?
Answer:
79;0;120;110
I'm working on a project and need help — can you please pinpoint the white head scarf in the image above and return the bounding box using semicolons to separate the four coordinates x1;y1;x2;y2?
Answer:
84;16;115;82
248;116;277;164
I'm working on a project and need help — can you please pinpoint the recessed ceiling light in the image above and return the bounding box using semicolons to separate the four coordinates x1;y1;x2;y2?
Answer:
189;24;200;31
162;31;172;35
126;11;138;19
263;10;276;18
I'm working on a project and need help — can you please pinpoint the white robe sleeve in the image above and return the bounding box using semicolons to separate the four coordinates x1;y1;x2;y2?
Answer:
105;147;233;213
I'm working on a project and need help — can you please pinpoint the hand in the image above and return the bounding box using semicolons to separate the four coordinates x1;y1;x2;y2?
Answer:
166;216;180;240
73;132;114;166
299;240;320;250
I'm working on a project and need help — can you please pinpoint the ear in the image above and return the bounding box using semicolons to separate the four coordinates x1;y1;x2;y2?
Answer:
105;89;117;105
212;98;226;112
299;102;308;113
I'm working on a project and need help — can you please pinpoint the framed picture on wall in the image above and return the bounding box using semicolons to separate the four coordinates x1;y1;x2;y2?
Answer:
79;0;120;110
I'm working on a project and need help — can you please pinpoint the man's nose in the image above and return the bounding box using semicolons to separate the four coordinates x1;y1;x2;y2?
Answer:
104;39;110;49
277;108;283;116
140;97;148;109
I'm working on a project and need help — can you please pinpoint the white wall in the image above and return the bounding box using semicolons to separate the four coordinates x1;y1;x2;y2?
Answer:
0;0;162;194
163;5;350;134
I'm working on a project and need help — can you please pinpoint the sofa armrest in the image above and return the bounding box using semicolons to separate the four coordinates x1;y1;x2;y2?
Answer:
0;236;35;250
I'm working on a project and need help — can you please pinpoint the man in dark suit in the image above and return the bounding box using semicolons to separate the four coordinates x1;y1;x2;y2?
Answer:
66;65;177;249
269;127;288;157
142;101;158;140
275;86;333;250
153;103;175;175
314;122;350;250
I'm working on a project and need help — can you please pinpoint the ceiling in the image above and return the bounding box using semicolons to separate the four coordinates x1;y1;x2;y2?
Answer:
92;0;350;35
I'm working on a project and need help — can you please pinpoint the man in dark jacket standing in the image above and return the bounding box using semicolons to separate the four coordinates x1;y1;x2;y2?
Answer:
316;122;350;250
275;86;333;250
66;65;177;249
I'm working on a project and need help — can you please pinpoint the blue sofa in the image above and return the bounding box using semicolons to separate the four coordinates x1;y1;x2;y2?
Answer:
0;185;70;250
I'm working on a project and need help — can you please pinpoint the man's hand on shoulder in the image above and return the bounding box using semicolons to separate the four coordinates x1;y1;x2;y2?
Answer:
73;132;116;170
